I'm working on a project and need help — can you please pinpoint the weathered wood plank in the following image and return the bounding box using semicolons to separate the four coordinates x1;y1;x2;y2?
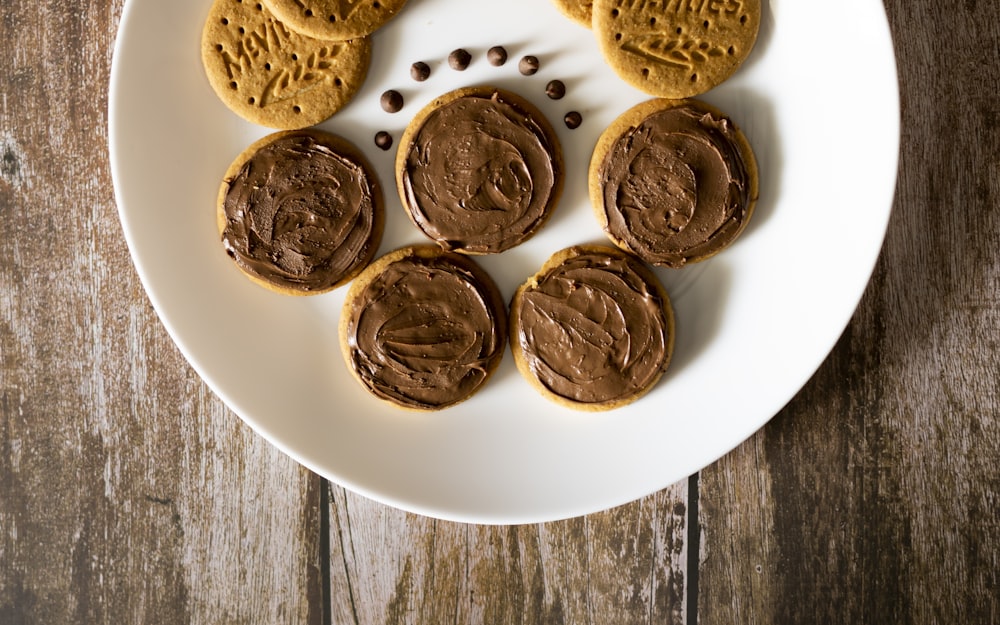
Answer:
327;484;688;625
0;1;322;622
696;0;1000;622
4;0;1000;622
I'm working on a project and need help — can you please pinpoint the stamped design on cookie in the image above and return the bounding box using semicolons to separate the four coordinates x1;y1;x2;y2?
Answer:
621;35;726;72
202;0;371;129
594;0;759;97
219;20;346;107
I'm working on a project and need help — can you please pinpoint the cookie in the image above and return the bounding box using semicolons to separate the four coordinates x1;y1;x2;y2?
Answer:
340;246;508;411
261;0;409;41
396;86;565;255
550;0;594;27
510;245;675;411
201;0;371;129
593;0;761;98
218;129;384;295
589;98;758;268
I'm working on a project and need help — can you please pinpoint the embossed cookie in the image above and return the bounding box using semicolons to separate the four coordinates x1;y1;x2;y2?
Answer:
201;0;371;129
510;244;675;411
550;0;594;27
340;246;508;411
396;87;564;255
588;98;758;267
593;0;761;98
262;0;409;41
218;129;384;295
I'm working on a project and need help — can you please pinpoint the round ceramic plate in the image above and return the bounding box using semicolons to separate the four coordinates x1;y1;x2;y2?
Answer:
109;0;899;523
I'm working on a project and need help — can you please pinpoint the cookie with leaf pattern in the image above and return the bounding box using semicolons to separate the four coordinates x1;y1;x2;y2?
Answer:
593;0;760;98
201;0;371;129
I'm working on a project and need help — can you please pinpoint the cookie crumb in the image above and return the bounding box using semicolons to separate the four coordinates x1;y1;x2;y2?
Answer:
519;55;540;76
410;61;431;82
487;46;508;66
449;48;472;71
380;90;404;113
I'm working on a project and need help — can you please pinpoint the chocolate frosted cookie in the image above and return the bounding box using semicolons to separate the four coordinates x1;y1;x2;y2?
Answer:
593;0;761;98
395;87;564;255
201;0;371;129
218;129;384;295
589;98;758;268
340;246;508;411
262;0;408;41
510;245;675;411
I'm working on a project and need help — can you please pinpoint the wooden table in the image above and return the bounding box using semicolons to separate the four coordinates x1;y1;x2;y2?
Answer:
2;1;998;622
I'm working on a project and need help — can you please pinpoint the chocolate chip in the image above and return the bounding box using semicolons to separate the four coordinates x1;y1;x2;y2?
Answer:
448;48;471;71
487;46;508;66
564;111;582;129
518;55;539;76
374;131;393;150
410;61;430;82
380;89;403;113
545;79;566;100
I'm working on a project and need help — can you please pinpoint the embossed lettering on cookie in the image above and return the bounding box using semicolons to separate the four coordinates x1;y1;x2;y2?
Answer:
200;0;371;129
396;87;565;255
593;0;761;98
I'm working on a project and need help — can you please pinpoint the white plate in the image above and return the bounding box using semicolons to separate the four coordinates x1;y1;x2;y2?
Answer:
110;0;899;523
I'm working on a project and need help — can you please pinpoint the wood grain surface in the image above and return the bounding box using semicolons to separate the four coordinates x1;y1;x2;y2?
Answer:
1;1;998;623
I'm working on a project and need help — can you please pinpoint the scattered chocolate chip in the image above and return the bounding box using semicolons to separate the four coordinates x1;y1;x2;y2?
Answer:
374;131;393;150
380;89;403;113
487;46;508;66
410;61;431;82
545;79;566;100
518;55;539;76
448;48;471;71
564;111;582;129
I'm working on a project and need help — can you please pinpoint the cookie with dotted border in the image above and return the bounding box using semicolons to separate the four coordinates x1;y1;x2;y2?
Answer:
509;244;675;412
550;0;594;27
593;0;761;98
588;98;758;267
217;129;385;295
261;0;409;41
201;0;371;129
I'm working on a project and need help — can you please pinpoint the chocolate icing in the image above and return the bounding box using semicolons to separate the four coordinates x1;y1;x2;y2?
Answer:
221;132;380;292
400;89;561;254
514;248;672;405
598;102;754;267
345;250;507;410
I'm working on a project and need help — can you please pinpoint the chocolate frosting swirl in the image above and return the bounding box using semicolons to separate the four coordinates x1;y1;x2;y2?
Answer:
598;102;754;267
514;247;672;405
345;250;507;410
222;131;380;292
400;89;561;254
